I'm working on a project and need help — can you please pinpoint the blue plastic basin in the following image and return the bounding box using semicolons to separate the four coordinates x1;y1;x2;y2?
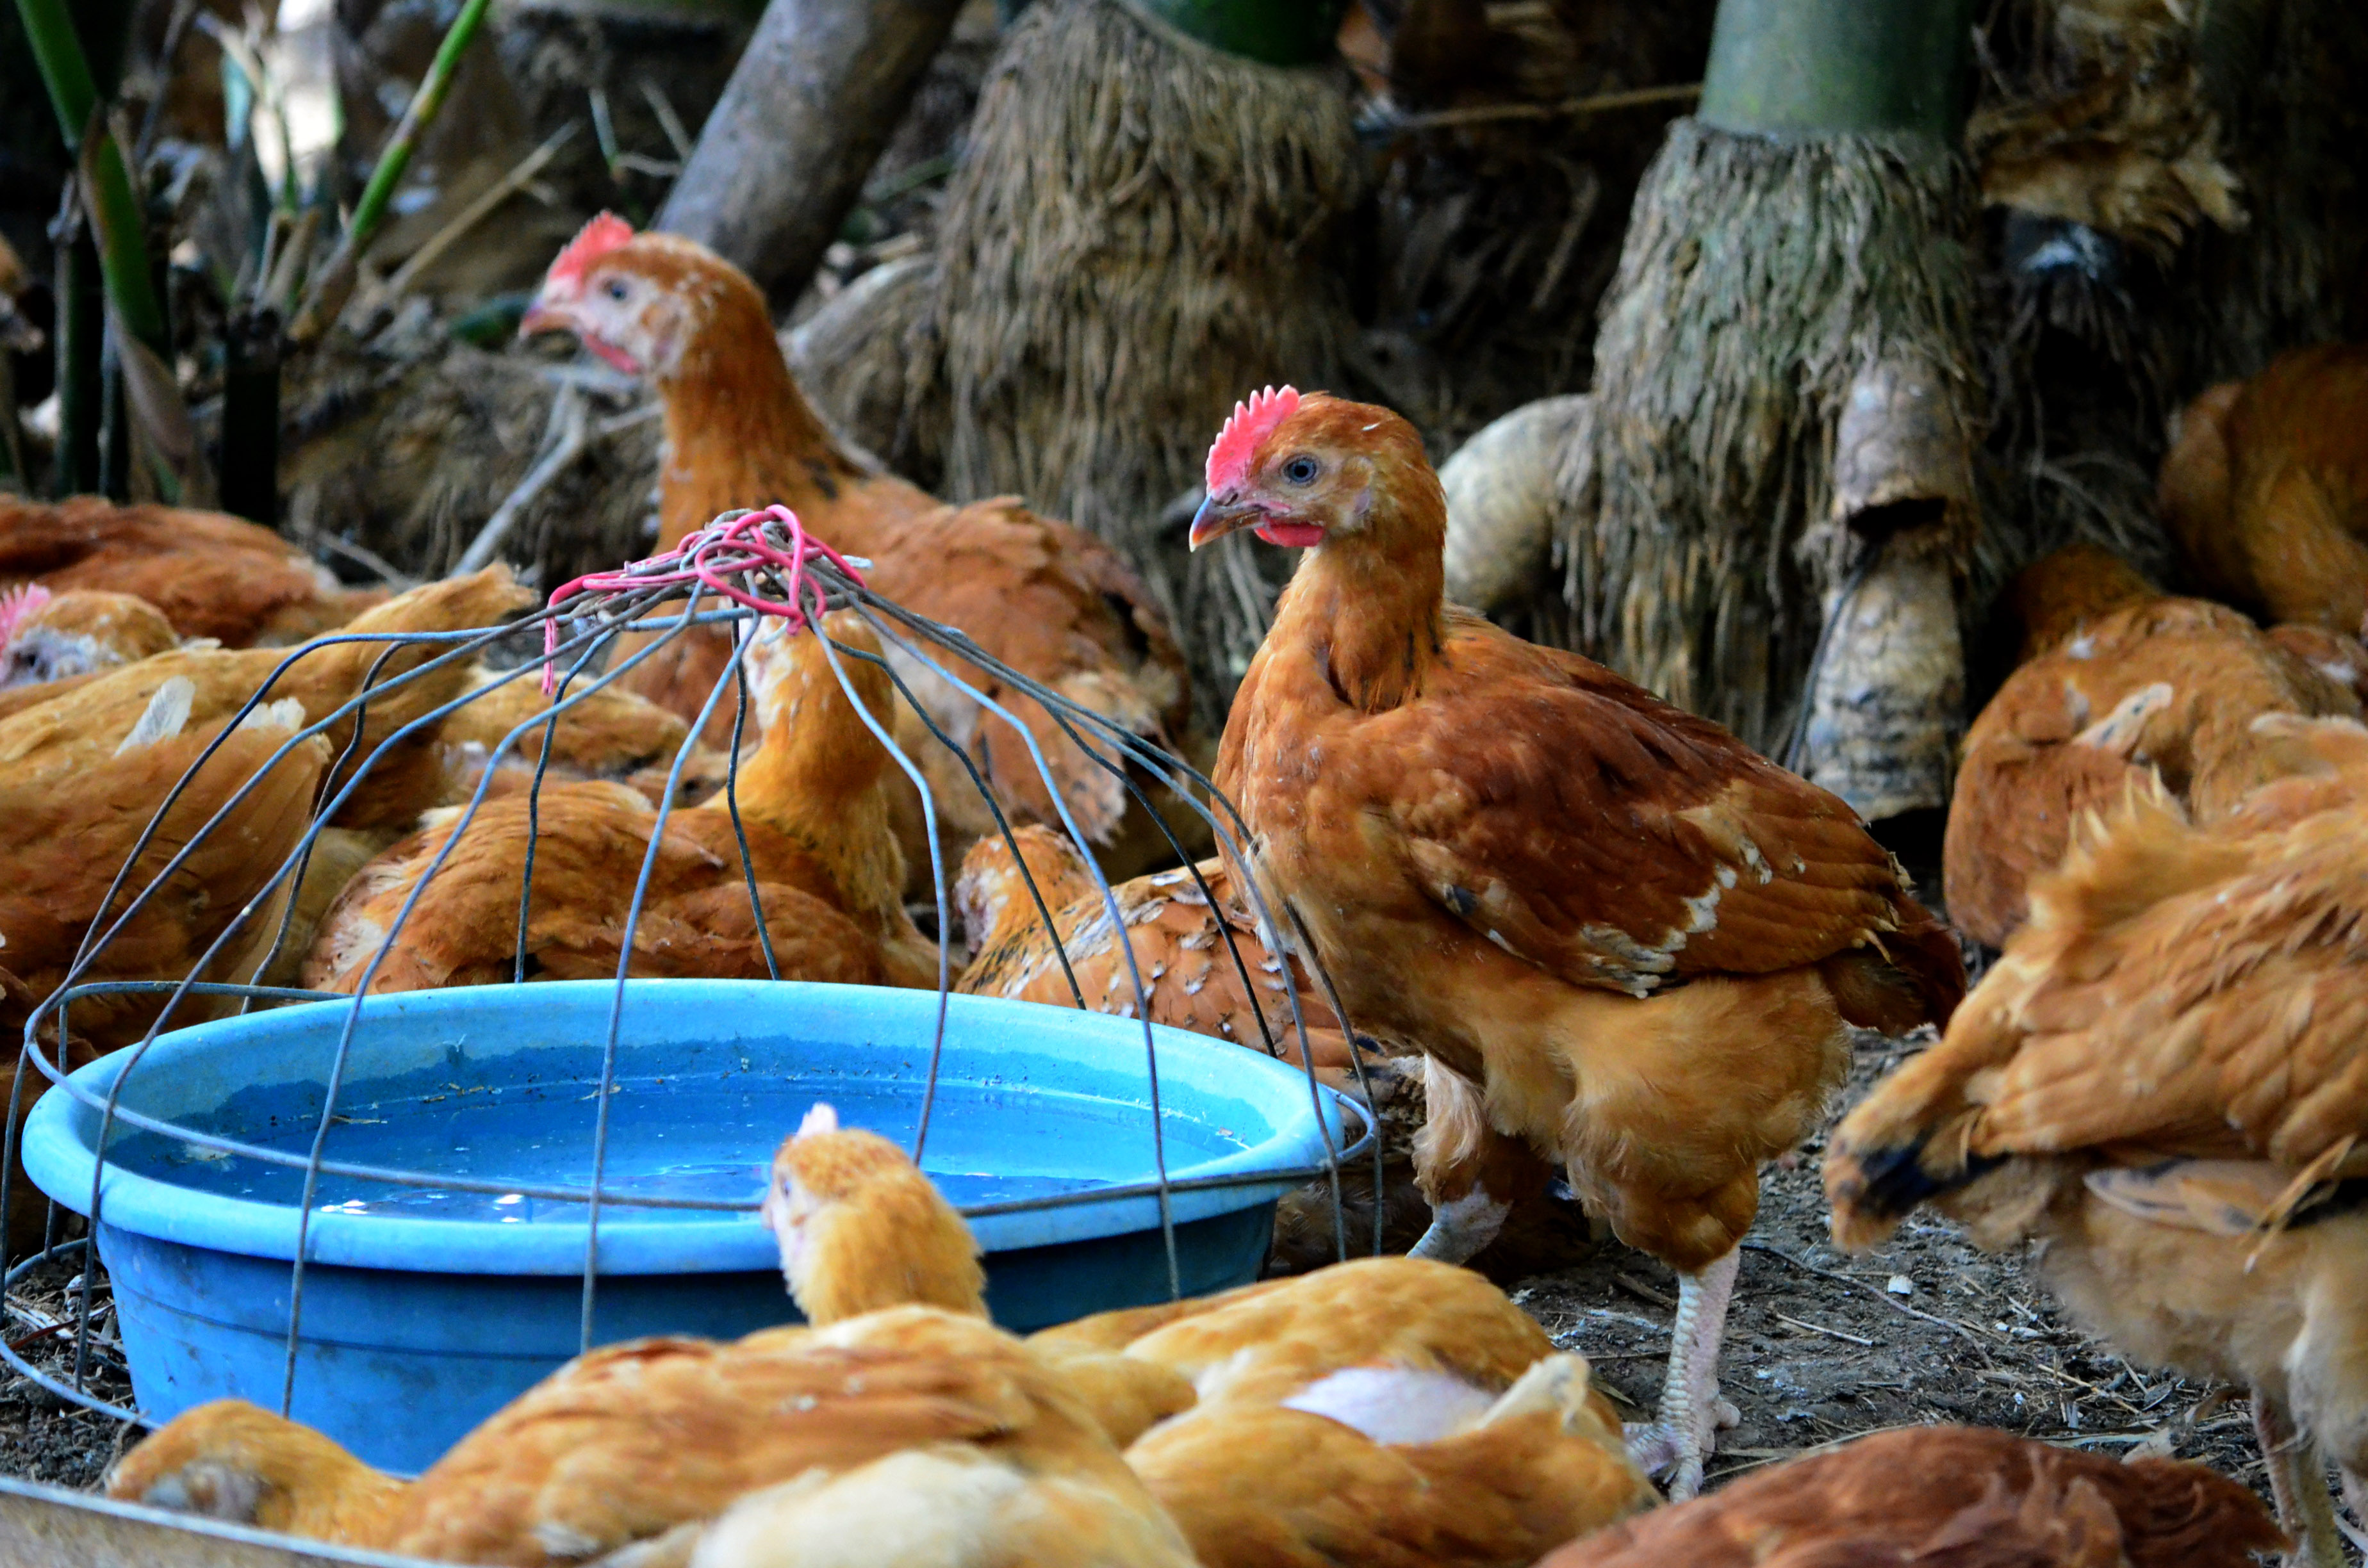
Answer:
22;981;1355;1472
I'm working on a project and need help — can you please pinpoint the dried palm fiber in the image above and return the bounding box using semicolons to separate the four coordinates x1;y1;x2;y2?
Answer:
283;324;658;591
1562;118;1978;776
898;0;1362;719
1957;0;2253;653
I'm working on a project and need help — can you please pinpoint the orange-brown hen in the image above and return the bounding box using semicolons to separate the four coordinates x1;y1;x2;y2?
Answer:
301;612;932;994
1831;735;2368;1567
772;1101;1653;1568
0;495;384;646
2157;343;2368;632
1945;545;2359;947
109;1104;1196;1568
518;216;1202;876
1538;1424;2280;1568
1187;387;1964;1496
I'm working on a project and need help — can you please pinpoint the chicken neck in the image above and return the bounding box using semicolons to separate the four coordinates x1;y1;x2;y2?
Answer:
652;330;869;555
1267;518;1449;716
719;707;904;931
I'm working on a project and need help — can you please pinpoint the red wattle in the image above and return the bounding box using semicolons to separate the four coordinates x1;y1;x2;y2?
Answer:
1253;521;1327;549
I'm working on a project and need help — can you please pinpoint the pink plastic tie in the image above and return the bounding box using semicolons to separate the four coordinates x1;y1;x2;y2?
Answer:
539;505;865;694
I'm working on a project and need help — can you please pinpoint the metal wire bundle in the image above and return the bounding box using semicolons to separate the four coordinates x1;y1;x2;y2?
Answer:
0;504;1379;1431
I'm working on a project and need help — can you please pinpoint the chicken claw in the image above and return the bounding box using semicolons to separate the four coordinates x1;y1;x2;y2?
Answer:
1624;1249;1742;1501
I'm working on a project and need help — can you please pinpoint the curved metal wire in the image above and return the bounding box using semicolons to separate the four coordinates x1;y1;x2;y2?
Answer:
4;507;1381;1432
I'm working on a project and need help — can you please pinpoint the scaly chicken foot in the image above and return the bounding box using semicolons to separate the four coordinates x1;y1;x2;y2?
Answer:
1624;1248;1742;1502
1407;1186;1513;1264
2255;1387;2348;1568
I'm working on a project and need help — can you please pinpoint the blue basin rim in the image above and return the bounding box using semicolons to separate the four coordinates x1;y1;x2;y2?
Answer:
22;981;1363;1276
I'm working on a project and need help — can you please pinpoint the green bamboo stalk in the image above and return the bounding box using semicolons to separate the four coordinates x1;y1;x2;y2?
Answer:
17;0;170;355
288;0;493;342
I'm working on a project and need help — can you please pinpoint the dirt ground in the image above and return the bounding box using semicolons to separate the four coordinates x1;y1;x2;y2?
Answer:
1515;1029;2280;1497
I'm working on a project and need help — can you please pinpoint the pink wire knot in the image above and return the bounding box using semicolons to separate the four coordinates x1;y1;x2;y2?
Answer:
538;505;866;694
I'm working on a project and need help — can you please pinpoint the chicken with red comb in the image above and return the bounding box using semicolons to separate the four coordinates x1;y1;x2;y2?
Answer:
519;216;1205;881
1188;388;1963;1499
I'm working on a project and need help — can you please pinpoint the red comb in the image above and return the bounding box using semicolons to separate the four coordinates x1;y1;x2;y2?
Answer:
547;211;636;287
1206;386;1301;496
0;583;51;645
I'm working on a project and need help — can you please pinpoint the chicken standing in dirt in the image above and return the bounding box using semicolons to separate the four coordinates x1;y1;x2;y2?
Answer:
1187;387;1965;1497
1829;717;2368;1568
518;216;1202;876
302;612;932;994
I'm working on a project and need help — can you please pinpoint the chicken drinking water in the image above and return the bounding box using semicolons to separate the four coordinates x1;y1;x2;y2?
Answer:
1187;386;1965;1497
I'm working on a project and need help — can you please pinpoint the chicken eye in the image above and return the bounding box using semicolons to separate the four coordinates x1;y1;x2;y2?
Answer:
1281;455;1320;486
604;279;630;302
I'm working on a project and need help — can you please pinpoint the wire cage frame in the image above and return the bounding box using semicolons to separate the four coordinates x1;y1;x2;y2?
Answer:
0;504;1383;1433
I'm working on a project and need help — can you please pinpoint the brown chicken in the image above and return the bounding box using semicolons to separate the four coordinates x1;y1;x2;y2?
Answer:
0;496;384;647
518;216;1204;878
2157;344;2368;632
0;566;529;838
1944;546;2358;948
301;612;933;993
0;679;333;1049
957;824;1357;1075
1829;739;2368;1567
776;1101;1653;1568
1537;1425;2280;1568
1185;387;1964;1496
110;1106;1195;1568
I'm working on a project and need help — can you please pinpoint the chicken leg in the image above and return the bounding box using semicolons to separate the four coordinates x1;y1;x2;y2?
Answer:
2256;1389;2347;1568
1408;1187;1513;1264
1625;1248;1741;1501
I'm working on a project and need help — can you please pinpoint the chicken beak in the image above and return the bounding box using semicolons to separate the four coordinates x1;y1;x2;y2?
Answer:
1188;492;1255;551
516;300;573;341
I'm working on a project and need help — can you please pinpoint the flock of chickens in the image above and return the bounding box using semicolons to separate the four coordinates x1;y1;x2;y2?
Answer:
0;211;2364;1566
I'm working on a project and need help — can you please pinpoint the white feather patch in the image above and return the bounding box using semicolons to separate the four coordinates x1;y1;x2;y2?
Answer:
238;697;308;734
1280;1366;1499;1445
115;677;195;756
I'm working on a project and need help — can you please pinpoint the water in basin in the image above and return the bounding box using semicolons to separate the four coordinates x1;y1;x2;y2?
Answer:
102;1066;1231;1226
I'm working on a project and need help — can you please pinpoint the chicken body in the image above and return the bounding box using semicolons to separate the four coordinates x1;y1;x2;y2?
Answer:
302;614;932;994
0;566;530;838
1537;1424;2280;1568
958;825;1510;1267
2158;344;2368;632
1187;389;1962;1496
1830;740;2368;1566
112;1312;1183;1568
0;495;383;646
520;219;1203;878
773;1102;1650;1568
956;824;1353;1074
432;665;727;810
0;570;530;1046
112;1108;1192;1568
1945;547;2358;947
